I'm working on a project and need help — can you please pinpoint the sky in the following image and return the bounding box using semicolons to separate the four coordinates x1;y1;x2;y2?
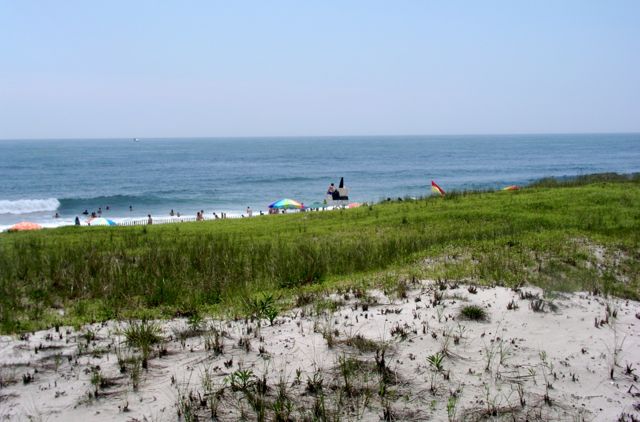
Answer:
1;1;639;139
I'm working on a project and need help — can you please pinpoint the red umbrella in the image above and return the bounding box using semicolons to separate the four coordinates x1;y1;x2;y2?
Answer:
8;222;43;232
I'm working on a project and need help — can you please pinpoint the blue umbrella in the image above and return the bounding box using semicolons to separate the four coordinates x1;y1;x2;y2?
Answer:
88;217;117;226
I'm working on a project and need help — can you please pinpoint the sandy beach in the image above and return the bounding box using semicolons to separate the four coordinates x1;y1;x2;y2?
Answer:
1;281;638;421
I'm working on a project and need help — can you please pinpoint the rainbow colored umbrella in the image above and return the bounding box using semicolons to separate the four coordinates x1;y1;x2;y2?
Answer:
502;185;520;191
88;217;117;226
268;198;304;209
8;222;43;232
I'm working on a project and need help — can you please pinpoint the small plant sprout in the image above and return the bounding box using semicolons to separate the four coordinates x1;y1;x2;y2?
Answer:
129;357;142;390
204;328;224;356
238;336;252;352
519;290;539;300
227;368;255;392
264;306;279;326
396;279;409;299
337;354;359;395
530;298;546;312
305;369;324;394
625;362;637;380
390;323;409;340
427;352;445;372
187;311;203;332
447;392;459;422
245;293;279;325
432;291;443;306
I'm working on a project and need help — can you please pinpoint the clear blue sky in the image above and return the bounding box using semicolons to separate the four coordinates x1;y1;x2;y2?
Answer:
1;1;639;138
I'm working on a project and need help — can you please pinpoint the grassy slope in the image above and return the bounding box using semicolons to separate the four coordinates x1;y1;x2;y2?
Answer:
1;176;639;333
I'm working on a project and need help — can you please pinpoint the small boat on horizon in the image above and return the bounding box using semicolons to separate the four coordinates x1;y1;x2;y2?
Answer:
133;138;140;142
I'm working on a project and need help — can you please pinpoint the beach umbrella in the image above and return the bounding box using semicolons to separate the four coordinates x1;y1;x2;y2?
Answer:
8;222;43;232
88;217;117;226
268;198;304;209
502;185;520;191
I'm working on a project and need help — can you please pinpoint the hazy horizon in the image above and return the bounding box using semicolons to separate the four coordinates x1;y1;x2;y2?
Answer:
1;1;639;139
2;131;640;142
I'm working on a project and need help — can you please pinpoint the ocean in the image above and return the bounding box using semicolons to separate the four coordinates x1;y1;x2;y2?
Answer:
1;134;639;231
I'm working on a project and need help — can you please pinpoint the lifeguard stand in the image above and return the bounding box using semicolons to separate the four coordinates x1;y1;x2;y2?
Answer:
325;177;349;207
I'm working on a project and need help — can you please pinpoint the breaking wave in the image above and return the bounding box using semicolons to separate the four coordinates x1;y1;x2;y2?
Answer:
0;198;61;215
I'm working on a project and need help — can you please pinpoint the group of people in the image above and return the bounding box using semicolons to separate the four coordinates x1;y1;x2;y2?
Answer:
66;193;335;228
173;210;231;221
80;205;115;217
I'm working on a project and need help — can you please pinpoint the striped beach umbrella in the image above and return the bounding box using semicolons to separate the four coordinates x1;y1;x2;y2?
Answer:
8;222;43;232
268;198;304;209
88;217;117;226
502;185;520;191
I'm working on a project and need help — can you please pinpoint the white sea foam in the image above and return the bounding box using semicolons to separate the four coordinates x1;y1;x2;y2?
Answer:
0;198;61;215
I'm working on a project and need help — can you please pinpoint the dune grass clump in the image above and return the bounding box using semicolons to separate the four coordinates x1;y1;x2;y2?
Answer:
341;334;384;353
123;320;162;366
459;305;488;321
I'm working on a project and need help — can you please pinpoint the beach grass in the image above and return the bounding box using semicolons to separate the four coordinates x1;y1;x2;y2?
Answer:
1;173;639;333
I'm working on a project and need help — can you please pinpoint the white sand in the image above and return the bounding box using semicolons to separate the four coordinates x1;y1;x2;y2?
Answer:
1;282;638;421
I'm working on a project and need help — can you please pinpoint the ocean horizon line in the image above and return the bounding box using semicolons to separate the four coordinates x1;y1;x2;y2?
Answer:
1;131;640;142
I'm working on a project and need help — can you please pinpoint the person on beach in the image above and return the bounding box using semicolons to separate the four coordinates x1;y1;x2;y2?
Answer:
74;216;80;225
213;212;219;219
177;212;180;217
147;214;153;225
327;183;335;195
97;207;102;215
91;211;97;218
246;206;253;217
129;205;133;211
54;212;60;218
106;205;110;211
170;209;175;216
82;209;89;215
196;211;204;221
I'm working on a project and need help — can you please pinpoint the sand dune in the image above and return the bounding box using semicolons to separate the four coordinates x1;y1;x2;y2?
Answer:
1;281;638;421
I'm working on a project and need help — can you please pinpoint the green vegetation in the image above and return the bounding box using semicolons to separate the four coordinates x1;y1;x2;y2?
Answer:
459;305;488;321
1;174;639;333
122;319;162;366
